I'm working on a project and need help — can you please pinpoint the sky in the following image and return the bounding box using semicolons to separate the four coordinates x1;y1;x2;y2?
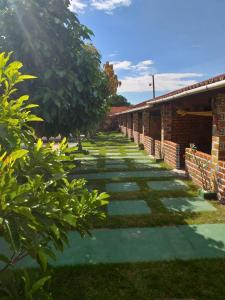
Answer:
69;0;225;104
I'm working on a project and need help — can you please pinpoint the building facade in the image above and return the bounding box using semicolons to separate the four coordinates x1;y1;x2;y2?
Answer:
116;74;225;202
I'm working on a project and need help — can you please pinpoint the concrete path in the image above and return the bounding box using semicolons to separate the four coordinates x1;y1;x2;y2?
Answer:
15;224;225;267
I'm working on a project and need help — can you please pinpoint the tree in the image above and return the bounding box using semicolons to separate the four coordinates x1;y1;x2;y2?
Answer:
108;94;131;107
0;53;109;299
0;0;109;138
103;62;121;96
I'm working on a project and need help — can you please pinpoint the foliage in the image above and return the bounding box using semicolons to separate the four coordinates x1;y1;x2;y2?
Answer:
108;94;131;107
186;144;212;191
0;0;110;137
104;62;121;96
0;52;109;299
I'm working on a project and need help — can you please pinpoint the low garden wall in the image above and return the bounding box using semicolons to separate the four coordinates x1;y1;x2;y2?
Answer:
133;130;140;144
144;136;155;155
185;148;212;190
140;133;145;144
155;140;162;159
163;140;181;169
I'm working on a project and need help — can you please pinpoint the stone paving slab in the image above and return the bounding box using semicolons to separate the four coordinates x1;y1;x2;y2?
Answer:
134;159;155;164
147;180;188;191
134;163;161;169
74;157;98;161
108;156;149;160
123;152;146;156
106;182;140;193
104;164;128;170
105;159;126;164
14;224;225;267
73;170;174;180
108;200;151;216
161;197;217;212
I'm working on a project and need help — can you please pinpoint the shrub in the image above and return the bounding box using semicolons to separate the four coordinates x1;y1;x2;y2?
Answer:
0;52;109;299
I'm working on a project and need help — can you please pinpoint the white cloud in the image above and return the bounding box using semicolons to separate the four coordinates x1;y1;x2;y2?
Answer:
90;0;132;13
118;73;203;93
69;0;87;13
112;60;154;74
112;60;132;70
69;0;132;13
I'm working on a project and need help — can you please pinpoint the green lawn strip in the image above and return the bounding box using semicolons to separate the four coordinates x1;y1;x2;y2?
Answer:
50;259;225;300
14;259;225;300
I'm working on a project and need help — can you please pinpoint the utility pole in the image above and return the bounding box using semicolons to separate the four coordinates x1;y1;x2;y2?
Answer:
149;74;156;99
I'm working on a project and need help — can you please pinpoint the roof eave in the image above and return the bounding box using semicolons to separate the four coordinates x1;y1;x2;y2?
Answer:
114;105;149;115
147;79;225;106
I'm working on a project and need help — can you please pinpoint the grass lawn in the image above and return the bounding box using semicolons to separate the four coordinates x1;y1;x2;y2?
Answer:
51;260;225;300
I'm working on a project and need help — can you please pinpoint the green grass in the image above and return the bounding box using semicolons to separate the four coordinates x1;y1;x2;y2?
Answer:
50;260;225;300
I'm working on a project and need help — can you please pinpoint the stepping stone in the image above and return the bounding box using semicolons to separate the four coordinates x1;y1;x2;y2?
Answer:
104;164;128;170
74;170;174;180
74;157;97;161
15;224;225;267
105;159;126;164
106;182;140;193
110;156;147;160
123;152;145;156
134;163;161;169
108;200;151;216
133;156;152;164
161;197;217;212
147;180;188;191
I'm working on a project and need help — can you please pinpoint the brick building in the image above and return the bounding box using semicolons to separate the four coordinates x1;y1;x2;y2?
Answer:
102;106;131;131
116;74;225;202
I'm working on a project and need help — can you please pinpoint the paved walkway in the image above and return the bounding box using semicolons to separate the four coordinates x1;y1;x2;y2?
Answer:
13;134;225;267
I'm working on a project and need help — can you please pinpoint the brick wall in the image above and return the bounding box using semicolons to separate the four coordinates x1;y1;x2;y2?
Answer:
144;136;155;155
155;140;162;159
217;161;225;201
163;140;181;169
121;126;126;135
127;113;133;139
185;148;212;190
140;133;145;144
133;112;140;144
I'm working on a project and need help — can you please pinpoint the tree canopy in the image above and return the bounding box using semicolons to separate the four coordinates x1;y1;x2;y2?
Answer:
104;62;121;96
108;94;131;107
0;0;110;137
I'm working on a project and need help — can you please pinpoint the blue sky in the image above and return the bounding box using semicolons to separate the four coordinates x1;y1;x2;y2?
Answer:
70;0;225;104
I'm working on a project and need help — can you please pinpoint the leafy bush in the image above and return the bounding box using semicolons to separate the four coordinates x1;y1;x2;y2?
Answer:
0;52;109;299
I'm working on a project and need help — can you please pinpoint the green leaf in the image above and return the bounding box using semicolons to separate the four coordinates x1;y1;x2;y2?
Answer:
50;224;60;240
27;115;43;122
19;75;37;80
0;254;10;264
12;207;36;222
36;139;43;151
31;276;51;294
5;149;28;165
37;250;48;272
63;214;77;227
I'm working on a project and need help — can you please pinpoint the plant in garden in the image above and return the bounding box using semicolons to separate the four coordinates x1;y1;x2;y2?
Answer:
0;0;111;139
186;144;213;191
0;52;109;299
